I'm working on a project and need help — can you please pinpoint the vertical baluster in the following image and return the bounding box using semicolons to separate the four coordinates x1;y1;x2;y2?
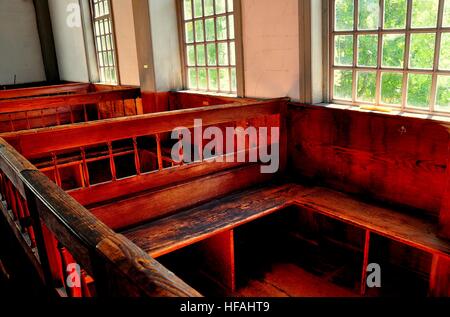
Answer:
81;271;92;297
80;147;90;188
133;137;141;175
69;106;75;124
83;104;88;122
8;114;14;132
52;153;62;187
134;98;138;115
96;104;101;121
155;134;164;170
0;172;5;201
107;142;117;181
21;198;36;248
6;181;18;220
122;98;126;117
40;110;45;128
55;107;61;126
14;190;26;234
25;111;31;129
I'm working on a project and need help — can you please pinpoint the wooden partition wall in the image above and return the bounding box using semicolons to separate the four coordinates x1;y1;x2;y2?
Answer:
0;84;142;133
0;97;287;297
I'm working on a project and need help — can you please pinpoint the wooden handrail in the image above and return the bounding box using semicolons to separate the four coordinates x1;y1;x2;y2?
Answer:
3;98;287;158
0;83;91;100
0;88;141;114
0;137;200;297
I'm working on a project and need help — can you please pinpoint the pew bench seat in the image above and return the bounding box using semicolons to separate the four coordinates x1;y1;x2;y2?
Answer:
123;183;450;259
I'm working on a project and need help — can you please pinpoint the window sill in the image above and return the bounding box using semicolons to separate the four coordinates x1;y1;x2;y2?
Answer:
178;90;238;99
305;103;450;125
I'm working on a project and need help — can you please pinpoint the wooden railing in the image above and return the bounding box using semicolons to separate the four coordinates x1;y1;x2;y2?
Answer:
0;83;90;100
0;87;142;133
0;138;200;297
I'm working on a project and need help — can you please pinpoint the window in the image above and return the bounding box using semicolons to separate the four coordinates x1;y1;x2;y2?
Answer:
180;0;238;94
330;0;450;113
91;0;118;84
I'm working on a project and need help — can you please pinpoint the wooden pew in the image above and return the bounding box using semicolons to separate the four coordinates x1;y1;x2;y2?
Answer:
0;86;142;133
0;83;90;100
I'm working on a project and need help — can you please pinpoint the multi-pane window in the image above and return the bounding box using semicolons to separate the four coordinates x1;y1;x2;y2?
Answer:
91;0;118;84
331;0;450;113
180;0;237;94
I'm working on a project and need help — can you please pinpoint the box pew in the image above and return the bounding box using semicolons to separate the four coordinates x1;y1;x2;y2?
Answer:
0;86;142;133
0;139;199;297
0;99;449;297
0;83;90;100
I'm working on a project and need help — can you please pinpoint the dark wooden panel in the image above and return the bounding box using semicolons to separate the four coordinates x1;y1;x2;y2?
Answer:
288;104;449;217
91;164;279;230
123;184;315;258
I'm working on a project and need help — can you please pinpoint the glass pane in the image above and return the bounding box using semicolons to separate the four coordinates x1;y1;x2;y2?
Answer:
230;42;236;66
205;0;214;16
194;0;203;18
185;22;194;43
196;44;206;66
208;69;218;90
198;68;207;90
219;68;230;91
227;0;234;12
231;68;237;92
195;20;204;42
184;0;193;20
335;0;354;31
357;35;378;67
440;33;450;70
436;76;450;111
207;43;217;65
409;33;436;69
381;72;403;104
218;43;229;66
407;74;432;108
205;18;215;41
382;34;405;68
411;0;439;28
216;16;227;40
188;68;197;89
186;45;195;66
216;0;226;14
444;0;450;27
229;15;235;39
358;0;380;30
356;72;377;102
383;0;407;29
333;70;353;100
334;35;354;66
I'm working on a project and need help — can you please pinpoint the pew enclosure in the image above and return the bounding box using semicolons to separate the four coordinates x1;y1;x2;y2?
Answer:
0;98;449;297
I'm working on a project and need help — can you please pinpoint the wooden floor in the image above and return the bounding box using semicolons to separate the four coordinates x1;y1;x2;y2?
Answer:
235;263;359;297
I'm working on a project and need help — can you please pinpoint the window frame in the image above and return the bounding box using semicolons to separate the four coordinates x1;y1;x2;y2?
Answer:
329;0;450;114
89;0;120;85
177;0;245;96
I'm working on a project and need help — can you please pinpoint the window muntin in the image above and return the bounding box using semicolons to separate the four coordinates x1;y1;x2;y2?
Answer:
181;0;237;94
331;0;450;113
91;0;118;84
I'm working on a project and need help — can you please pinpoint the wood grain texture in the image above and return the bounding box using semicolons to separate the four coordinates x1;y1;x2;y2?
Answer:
123;184;316;258
0;83;90;100
124;183;450;262
91;164;278;230
288;104;449;217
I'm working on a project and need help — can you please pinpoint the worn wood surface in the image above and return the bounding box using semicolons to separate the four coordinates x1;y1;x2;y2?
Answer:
0;83;90;100
3;98;285;158
91;164;278;230
288;104;449;218
124;183;450;261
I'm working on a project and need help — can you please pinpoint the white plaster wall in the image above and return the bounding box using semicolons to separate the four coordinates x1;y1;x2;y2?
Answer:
48;0;89;82
241;0;300;100
0;0;46;85
112;0;140;86
148;0;183;91
311;0;323;103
